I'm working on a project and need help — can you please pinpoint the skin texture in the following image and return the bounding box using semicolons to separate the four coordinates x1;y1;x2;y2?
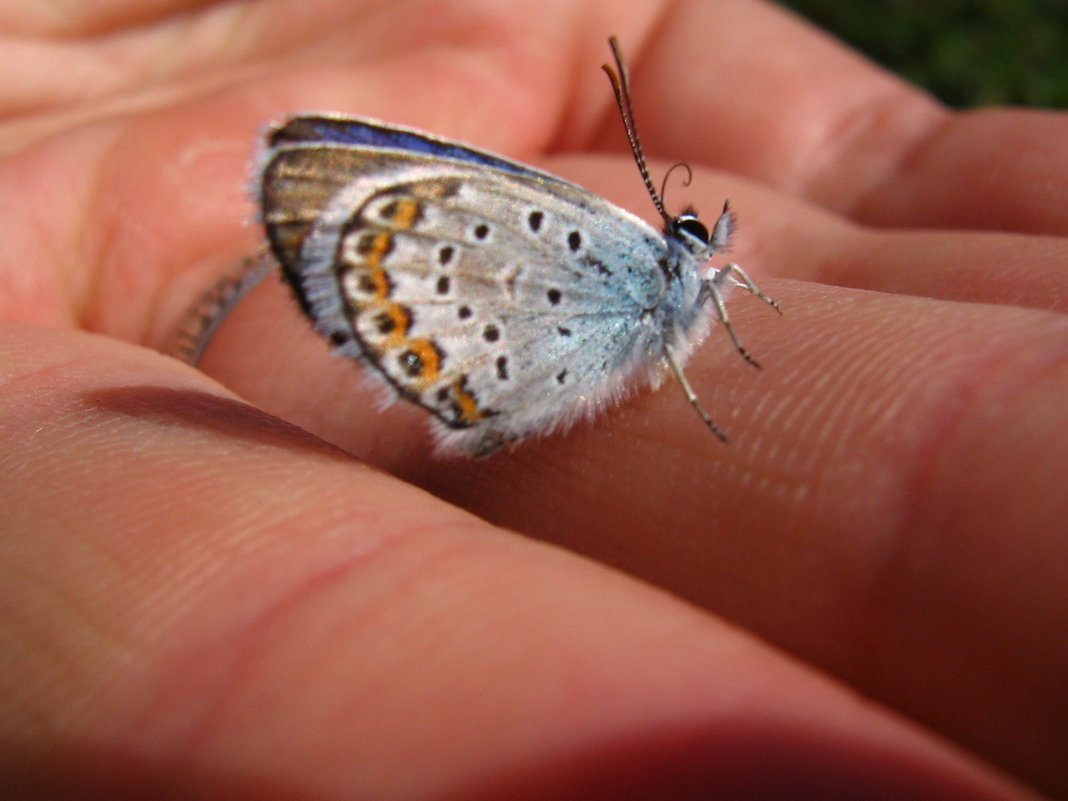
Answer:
1;1;1066;799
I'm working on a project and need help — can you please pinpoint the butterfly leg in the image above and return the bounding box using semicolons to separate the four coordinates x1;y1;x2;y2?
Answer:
704;263;781;370
703;267;761;370
665;348;728;443
716;262;782;315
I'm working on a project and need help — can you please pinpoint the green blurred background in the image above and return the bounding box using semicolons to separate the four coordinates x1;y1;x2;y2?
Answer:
778;0;1068;107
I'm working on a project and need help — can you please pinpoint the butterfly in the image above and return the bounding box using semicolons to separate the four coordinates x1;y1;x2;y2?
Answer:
254;36;779;457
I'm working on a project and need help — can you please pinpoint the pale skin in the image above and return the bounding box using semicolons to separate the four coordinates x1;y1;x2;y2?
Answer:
1;1;1067;798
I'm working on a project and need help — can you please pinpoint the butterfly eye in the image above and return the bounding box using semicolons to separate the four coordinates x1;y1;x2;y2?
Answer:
674;214;709;245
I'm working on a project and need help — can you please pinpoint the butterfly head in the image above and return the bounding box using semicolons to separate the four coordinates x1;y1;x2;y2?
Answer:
669;201;733;258
670;207;710;256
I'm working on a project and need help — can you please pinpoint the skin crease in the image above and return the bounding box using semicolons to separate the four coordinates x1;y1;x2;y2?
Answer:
0;0;1067;798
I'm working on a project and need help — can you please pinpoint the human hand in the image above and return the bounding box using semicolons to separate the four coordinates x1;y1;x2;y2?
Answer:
2;1;1065;798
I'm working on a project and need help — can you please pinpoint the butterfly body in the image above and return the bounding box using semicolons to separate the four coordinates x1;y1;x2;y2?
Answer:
260;115;718;456
251;38;779;457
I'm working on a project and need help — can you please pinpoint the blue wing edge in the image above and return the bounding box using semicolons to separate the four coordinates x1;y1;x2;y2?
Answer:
265;112;569;186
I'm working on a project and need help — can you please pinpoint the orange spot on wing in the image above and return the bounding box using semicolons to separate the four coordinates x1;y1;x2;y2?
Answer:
408;338;441;385
383;198;420;229
384;304;411;345
362;233;393;298
452;377;484;422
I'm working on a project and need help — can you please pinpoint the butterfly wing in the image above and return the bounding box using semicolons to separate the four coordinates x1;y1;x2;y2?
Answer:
260;119;693;455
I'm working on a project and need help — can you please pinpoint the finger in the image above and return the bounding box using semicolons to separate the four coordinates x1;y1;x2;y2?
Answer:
598;0;1068;235
413;279;1068;797
183;162;1068;792
678;170;1068;314
0;323;1035;801
847;107;1068;234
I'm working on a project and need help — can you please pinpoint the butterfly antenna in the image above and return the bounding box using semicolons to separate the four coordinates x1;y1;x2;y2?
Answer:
660;162;693;209
603;37;670;226
167;247;274;366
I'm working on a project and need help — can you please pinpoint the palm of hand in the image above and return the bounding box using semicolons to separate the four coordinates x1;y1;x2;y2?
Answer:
1;2;1066;799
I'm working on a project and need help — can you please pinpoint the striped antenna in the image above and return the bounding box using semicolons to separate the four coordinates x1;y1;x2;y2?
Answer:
602;37;671;226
